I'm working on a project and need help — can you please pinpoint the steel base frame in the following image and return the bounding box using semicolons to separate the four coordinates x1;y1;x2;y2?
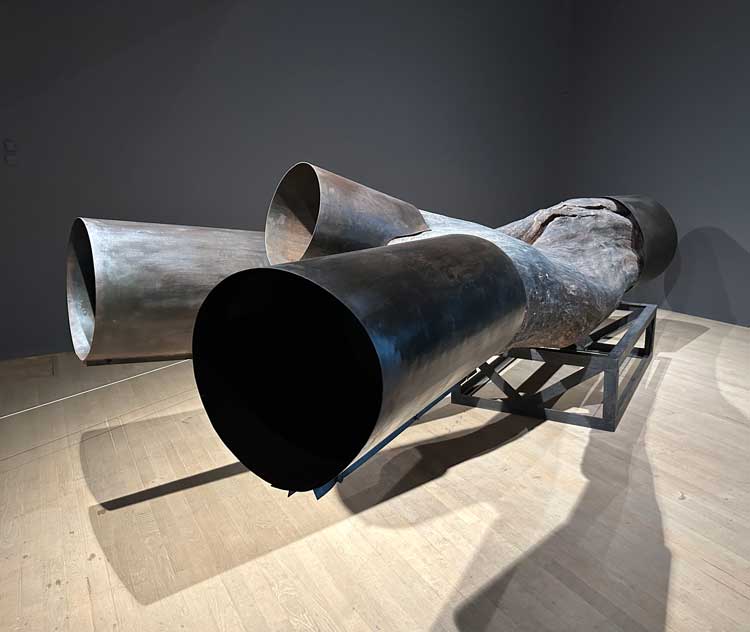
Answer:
311;302;656;497
450;302;657;432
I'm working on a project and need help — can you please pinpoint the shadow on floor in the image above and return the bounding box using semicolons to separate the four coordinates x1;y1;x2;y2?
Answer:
99;461;248;510
80;401;541;604
444;318;714;631
451;358;672;631
334;317;709;630
81;406;360;604
80;316;715;619
339;412;543;515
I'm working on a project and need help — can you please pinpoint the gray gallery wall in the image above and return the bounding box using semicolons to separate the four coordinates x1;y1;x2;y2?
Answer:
2;1;749;361
0;0;571;360
567;0;750;326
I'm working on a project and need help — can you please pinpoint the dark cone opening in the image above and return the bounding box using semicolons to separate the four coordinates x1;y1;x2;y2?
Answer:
192;267;383;491
265;163;321;265
66;219;96;361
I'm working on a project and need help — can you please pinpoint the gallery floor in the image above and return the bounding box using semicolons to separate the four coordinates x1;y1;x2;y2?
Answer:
0;309;748;631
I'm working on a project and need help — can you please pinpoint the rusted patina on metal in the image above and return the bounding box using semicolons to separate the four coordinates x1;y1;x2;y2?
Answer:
264;162;428;264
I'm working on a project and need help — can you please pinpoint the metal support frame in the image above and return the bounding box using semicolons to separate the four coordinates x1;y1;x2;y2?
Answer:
310;302;655;498
450;302;656;432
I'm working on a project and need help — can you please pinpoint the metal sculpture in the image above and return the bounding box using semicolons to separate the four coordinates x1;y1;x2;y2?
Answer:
265;162;428;264
193;235;527;491
65;163;676;493
190;165;676;492
66;218;267;364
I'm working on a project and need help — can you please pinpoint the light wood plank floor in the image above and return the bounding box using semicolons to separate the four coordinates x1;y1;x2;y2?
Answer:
0;310;748;631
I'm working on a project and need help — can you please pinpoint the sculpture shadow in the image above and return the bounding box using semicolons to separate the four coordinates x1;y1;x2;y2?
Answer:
337;358;603;516
339;412;544;515
79;390;539;606
664;227;749;326
447;318;716;631
80;316;720;619
98;461;248;510
449;358;672;630
80;409;360;605
630;226;750;326
337;318;709;630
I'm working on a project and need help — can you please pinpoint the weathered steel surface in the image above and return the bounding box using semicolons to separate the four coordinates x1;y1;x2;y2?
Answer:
192;165;676;493
192;235;526;491
395;195;673;348
67;218;267;364
264;162;428;264
605;195;677;281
